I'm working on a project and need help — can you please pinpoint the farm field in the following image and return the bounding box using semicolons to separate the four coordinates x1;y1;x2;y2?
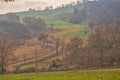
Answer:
0;68;120;80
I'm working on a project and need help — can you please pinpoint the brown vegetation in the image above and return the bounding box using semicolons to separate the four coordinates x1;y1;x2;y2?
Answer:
0;32;16;73
64;25;120;69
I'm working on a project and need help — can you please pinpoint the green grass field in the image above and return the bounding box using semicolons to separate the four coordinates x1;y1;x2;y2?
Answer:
63;24;88;38
47;21;81;29
17;5;84;29
0;68;120;80
17;6;74;23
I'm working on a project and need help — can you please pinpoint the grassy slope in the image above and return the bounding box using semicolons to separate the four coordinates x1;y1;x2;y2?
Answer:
17;5;84;29
16;5;88;39
17;7;73;22
0;68;120;80
63;24;87;38
15;5;87;40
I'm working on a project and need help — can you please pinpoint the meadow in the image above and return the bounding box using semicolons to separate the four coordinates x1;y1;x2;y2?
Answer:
0;68;120;80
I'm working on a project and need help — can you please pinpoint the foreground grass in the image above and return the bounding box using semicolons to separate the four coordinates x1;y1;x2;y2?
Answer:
0;68;120;80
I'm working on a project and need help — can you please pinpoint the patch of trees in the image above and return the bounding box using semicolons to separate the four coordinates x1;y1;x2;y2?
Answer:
44;6;53;11
68;8;81;24
68;0;120;25
22;17;49;42
0;21;30;41
68;8;86;24
88;0;120;27
0;13;22;41
6;13;20;23
0;15;48;43
64;25;120;69
22;17;46;32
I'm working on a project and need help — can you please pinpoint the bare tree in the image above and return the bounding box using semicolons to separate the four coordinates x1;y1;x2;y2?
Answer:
0;32;15;73
56;39;59;55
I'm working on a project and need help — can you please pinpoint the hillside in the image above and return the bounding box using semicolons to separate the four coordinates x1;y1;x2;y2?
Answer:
15;5;86;29
17;5;82;22
0;0;120;75
15;0;120;72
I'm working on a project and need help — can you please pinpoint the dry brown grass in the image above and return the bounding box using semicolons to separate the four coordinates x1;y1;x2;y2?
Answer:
13;39;52;61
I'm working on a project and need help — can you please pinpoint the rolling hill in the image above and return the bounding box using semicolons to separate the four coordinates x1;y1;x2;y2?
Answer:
16;5;86;29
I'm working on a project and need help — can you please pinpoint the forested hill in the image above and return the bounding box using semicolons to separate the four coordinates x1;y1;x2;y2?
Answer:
16;0;120;27
16;5;81;23
0;0;120;27
88;0;120;27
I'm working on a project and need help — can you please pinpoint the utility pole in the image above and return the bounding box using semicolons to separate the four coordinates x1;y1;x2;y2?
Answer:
22;53;27;65
1;52;4;73
56;39;59;54
34;48;38;72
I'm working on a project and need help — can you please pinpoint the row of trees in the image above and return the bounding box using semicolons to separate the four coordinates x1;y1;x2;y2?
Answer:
43;0;82;11
43;0;92;11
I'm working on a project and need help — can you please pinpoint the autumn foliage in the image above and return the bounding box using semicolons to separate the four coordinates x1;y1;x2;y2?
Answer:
64;25;120;69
